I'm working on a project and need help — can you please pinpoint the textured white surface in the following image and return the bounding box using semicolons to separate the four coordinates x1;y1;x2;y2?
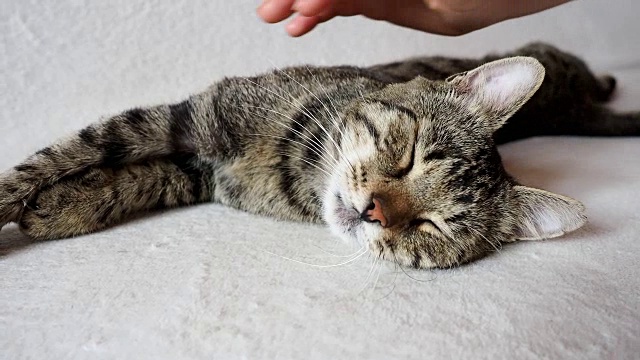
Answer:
1;0;639;359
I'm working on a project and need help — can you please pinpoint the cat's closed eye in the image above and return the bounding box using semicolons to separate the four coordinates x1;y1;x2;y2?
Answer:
409;218;441;232
391;129;418;178
391;145;415;178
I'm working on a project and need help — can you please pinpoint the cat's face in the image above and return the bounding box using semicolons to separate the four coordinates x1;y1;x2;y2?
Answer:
323;57;586;268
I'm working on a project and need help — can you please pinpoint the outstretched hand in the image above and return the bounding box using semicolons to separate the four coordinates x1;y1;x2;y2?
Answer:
257;0;572;37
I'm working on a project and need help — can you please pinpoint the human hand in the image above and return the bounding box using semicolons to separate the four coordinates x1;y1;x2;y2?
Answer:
257;0;572;37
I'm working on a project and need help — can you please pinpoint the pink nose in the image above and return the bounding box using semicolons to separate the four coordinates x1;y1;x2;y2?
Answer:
361;197;388;227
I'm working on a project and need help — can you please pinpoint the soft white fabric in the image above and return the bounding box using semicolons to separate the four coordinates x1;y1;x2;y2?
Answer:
1;1;639;359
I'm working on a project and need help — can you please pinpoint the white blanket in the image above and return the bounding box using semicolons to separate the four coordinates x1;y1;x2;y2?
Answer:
2;0;639;358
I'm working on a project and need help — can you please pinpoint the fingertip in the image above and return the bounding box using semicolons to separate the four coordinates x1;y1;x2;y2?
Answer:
286;15;320;37
257;0;296;23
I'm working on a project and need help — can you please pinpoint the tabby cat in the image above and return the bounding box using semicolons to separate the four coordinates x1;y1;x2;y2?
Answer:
1;43;638;268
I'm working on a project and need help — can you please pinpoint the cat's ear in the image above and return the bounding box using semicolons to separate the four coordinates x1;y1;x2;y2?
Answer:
511;186;586;241
447;57;545;131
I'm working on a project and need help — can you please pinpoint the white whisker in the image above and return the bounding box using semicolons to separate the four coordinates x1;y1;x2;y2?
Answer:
262;247;368;268
242;78;341;158
240;105;340;167
372;256;384;292
274;65;347;144
272;152;333;178
391;249;438;283
242;78;326;131
245;131;340;176
302;67;351;134
302;65;359;166
311;243;366;258
357;255;380;296
468;226;502;253
263;66;355;172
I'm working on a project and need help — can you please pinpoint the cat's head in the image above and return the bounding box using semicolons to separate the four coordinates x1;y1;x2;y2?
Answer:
323;57;586;268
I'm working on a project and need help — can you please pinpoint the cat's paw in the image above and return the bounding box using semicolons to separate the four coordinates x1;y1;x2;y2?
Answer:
595;74;617;102
18;179;106;240
0;177;36;230
0;203;24;230
19;205;63;241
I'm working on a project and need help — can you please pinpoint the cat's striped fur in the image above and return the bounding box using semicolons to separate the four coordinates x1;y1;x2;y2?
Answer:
1;43;638;268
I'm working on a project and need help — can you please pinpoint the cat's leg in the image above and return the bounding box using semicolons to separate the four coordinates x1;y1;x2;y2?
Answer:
0;93;219;230
573;107;640;137
593;75;617;102
18;156;214;240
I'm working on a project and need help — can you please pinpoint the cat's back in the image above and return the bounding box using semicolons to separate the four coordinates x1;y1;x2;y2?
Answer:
206;65;388;132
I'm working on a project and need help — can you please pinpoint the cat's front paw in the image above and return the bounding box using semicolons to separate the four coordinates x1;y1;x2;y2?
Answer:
0;200;26;231
18;179;107;240
0;178;37;230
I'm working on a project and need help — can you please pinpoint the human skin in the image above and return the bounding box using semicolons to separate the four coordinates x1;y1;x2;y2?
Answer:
257;0;574;37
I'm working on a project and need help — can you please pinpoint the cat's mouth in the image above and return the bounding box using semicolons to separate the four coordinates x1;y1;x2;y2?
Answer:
331;193;362;235
323;185;381;248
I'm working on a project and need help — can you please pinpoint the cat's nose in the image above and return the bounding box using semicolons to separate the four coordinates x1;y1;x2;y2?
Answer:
360;197;389;227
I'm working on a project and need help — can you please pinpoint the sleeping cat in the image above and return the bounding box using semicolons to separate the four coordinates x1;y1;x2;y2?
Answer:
0;43;638;268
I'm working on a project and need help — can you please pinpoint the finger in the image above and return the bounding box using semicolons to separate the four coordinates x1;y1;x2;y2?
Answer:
292;0;333;17
316;6;336;21
286;15;321;37
257;0;296;23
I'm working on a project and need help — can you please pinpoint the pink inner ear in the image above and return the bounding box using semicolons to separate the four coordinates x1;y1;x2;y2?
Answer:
450;57;545;129
474;63;539;110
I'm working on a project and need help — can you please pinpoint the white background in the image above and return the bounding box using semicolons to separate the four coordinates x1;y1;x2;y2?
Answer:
1;1;639;359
